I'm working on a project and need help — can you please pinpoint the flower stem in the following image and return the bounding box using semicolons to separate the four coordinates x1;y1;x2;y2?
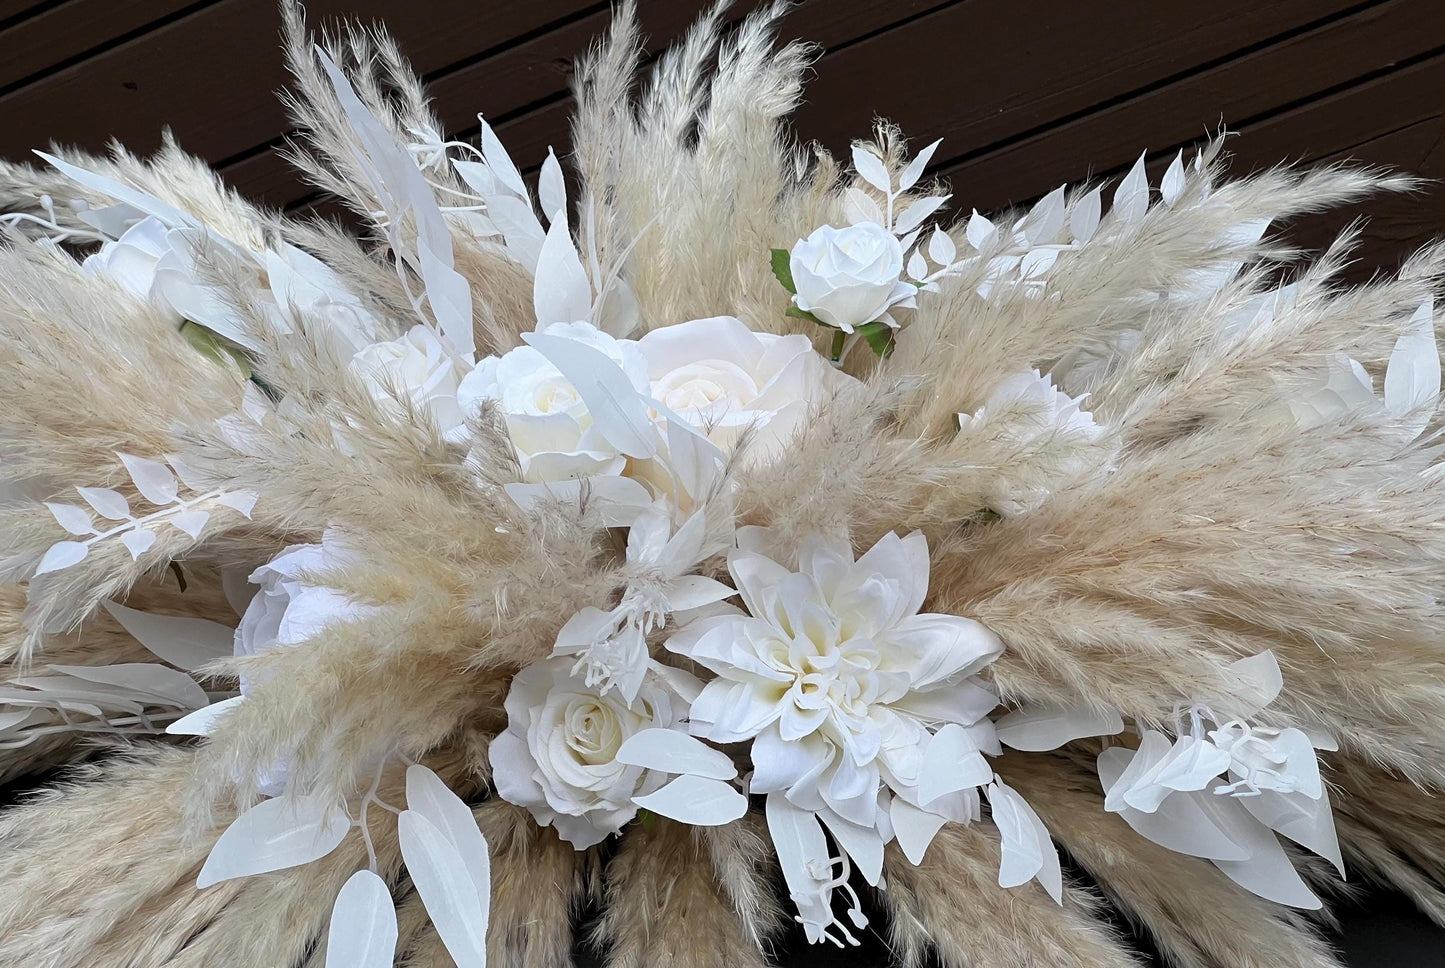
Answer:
829;329;846;362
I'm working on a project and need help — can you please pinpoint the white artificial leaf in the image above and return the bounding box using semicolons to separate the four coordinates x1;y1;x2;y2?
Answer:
843;187;885;226
397;810;489;968
404;765;492;899
326;869;398;968
479;118;528;198
1098;748;1252;861
1241;786;1344;876
77;487;130;521
633;774;747;825
1225;650;1283;718
851;145;892;195
165;452;208;489
197;794;352;888
533;216;592;327
927;228;956;266
538;148;567;226
503;475;653;527
168;509;211;539
35;151;195;228
1383;298;1440;434
918;723;994;805
995;703;1125;752
480;194;545;270
1113;151;1150;223
988;779;1062;902
101;599;235;671
662;575;735;612
1210;810;1322;909
765;793;835;943
414;232;475;356
46;502;95;536
818;807;885;886
966;210;997;249
1024;185;1066;246
521;332;655;458
907;250;928;282
898;139;942;192
1071;186;1102;244
49;662;208;709
119;528;157;560
117;453;179;505
35;540;88;576
894;195;949;236
167;695;245;735
217;490;258;519
1102;730;1172;813
1160;151;1186;207
1124;735;1231;810
615;728;737;780
1019;246;1061;281
890;795;947;865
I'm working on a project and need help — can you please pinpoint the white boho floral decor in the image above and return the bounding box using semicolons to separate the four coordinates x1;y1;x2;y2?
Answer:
0;4;1443;968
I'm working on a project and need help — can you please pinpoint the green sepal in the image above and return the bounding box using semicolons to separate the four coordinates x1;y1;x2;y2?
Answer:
858;320;895;358
181;321;252;378
770;248;796;294
785;305;826;325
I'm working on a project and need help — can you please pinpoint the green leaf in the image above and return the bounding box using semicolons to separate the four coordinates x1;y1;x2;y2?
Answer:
770;248;796;294
858;321;896;358
785;305;827;325
181;321;252;378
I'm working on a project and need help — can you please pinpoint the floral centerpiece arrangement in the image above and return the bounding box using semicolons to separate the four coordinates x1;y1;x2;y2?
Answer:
0;4;1441;968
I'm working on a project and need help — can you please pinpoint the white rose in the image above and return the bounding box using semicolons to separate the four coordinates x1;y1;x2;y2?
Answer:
489;656;690;848
351;325;472;442
789;222;917;333
83;216;180;320
636;315;838;457
457;321;649;482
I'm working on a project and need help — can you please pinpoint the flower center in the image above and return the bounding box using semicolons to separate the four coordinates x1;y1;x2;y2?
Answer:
563;698;622;764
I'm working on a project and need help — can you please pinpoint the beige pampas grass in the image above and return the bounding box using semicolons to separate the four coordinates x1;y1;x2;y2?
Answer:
0;1;1443;965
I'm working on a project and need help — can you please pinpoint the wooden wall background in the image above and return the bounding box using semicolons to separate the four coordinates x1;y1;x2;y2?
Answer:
1;0;1443;279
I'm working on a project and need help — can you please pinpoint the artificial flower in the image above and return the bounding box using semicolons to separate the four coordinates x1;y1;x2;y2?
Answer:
788;223;917;332
458;321;649;482
489;656;694;848
351;325;472;441
82;216;178;318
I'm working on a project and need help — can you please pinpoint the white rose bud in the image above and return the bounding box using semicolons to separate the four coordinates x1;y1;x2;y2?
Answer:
788;222;918;333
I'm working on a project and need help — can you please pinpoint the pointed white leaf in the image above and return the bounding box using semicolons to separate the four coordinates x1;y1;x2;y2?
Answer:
405;765;491;900
765;793;835;943
35;540;88;576
197;794;351;888
479;118;528;198
894;195;949;237
538;148;567;226
927;228;956;266
1019;246;1061;281
1160;151;1186;207
533;217;592;327
966;210;997;249
1098;748;1252;861
851;145;892;194
77;487;130;521
1024;185;1066;246
818;807;885;886
101;599;235;671
1384;298;1440;433
169;509;210;539
120;528;157;560
1070;187;1102;244
843;187;885;226
35;151;195;228
398;810;489;968
167;695;245;735
1113;152;1150;223
1225;650;1283;718
50;662;208;709
117;453;179;505
918;723;994;805
898;139;942;192
996;703;1125;752
217;490;258;519
633;774;747;826
616;728;737;780
503;475;653;527
326;869;398;968
1210;811;1322;909
989;779;1062;902
46;502;95;536
521;332;655;458
890;795;948;865
907;250;928;282
662;575;735;612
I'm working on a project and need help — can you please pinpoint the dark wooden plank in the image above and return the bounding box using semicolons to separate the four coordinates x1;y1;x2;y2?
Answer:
0;0;206;93
0;0;597;166
0;0;53;24
929;0;1445;211
230;0;951;210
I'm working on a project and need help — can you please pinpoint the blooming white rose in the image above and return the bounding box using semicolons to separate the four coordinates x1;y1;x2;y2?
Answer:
83;216;181;321
458;321;649;482
351;325;472;442
636;315;838;456
489;656;692;848
789;223;918;333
